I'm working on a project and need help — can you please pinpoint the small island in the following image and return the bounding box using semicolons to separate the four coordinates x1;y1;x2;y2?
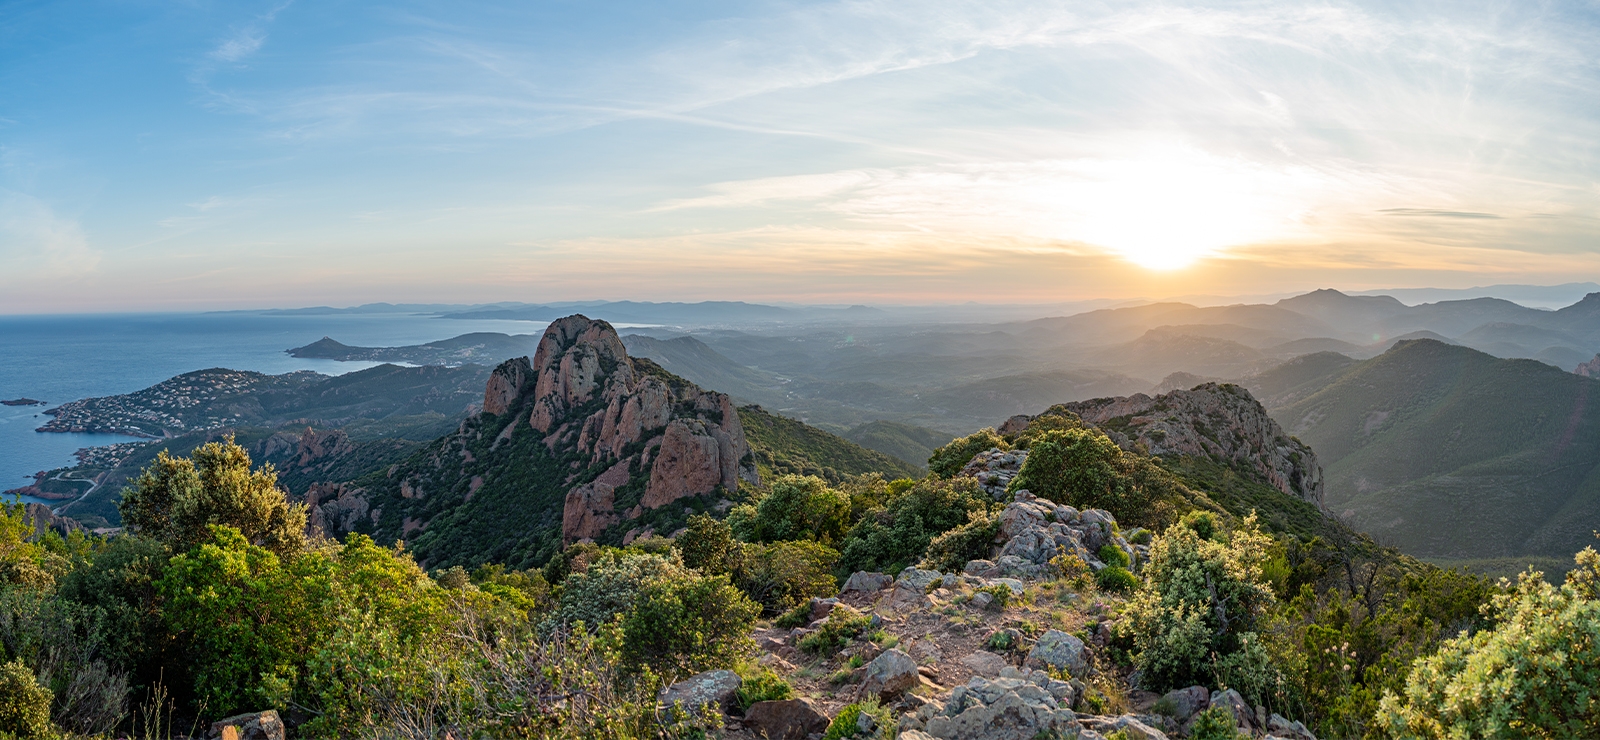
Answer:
1;397;46;406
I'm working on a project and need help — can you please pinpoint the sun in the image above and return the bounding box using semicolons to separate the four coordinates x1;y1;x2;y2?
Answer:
1039;146;1311;270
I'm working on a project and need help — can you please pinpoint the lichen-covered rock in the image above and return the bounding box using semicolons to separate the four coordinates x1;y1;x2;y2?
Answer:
896;567;944;591
960;448;1028;499
1027;630;1088;678
1158;685;1210;723
923;675;1080;740
658;669;741;713
842;571;894;594
861;649;919;698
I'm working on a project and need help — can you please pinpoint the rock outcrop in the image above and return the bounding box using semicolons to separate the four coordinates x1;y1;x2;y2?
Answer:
963;492;1136;580
1059;383;1324;507
1577;354;1600;379
373;315;758;552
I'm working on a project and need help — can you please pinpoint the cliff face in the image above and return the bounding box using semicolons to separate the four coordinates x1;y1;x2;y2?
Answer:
333;315;757;568
1007;383;1324;509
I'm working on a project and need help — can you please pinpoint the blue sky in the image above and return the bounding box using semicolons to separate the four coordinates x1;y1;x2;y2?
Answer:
2;0;1599;311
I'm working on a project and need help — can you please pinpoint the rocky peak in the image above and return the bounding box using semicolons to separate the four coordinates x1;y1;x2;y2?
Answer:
1061;383;1324;508
483;357;532;416
1576;354;1600;379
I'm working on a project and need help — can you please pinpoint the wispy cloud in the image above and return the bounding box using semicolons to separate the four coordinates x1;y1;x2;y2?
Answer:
0;191;101;278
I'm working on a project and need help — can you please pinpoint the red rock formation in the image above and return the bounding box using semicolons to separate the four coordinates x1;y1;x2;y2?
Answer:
484;357;532;416
643;419;726;508
1577;354;1600;379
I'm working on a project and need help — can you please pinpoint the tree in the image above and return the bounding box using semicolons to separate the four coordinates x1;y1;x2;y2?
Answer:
120;437;308;557
676;514;738;576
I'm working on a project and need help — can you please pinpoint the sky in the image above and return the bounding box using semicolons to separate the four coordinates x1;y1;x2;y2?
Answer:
2;0;1599;312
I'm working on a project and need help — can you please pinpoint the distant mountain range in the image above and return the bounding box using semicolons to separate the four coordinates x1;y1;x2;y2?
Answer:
287;333;542;366
1245;339;1600;568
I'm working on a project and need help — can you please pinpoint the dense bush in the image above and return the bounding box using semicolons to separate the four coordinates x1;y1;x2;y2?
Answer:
837;477;994;576
1007;428;1181;528
734;540;839;616
799;609;871;655
735;663;794;711
0;504;65;591
119;437;309;557
927;428;1007;478
1096;566;1138;593
0;588;129;735
676;513;739;576
1117;513;1278;700
621;569;758;678
920;510;1001;573
728;475;851;546
0;657;52;739
1375;543;1600;737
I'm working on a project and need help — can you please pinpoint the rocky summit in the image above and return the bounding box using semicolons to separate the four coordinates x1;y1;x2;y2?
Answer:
316;314;758;568
1000;383;1324;508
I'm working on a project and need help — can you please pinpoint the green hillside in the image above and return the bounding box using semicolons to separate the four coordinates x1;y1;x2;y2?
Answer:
739;406;921;482
841;420;953;468
1276;339;1600;562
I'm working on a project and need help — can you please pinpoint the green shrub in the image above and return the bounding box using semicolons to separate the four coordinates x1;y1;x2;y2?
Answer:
734;540;839;615
921;509;1001;573
1116;513;1277;699
799;610;872;655
620;570;760;677
977;584;1012;611
823;699;892;739
0;658;52;739
1187;706;1247;740
731;475;852;546
1376;542;1600;738
1005;428;1183;528
1097;544;1130;569
927;428;1007;478
676;514;738;576
1095;566;1137;593
0;589;129;736
774;600;813;629
985;630;1016;652
541;550;679;633
734;664;793;711
837;477;994;575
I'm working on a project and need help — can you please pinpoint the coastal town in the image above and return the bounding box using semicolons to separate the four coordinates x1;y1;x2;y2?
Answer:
36;369;307;437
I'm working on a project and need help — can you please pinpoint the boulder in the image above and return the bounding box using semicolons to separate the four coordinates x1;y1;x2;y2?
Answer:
961;650;1008;677
861;649;919;698
896;567;944;591
743;698;830;740
842;571;894;594
923;676;1080;740
659;669;741;713
207;710;285;740
1208;688;1255;734
1157;685;1210;723
1026;630;1088;677
1266;713;1318;740
1079;715;1168;740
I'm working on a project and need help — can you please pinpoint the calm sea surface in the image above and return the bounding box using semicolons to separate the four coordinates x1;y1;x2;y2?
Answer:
0;312;553;505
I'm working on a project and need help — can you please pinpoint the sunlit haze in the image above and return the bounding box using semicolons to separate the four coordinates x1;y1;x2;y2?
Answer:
3;0;1598;311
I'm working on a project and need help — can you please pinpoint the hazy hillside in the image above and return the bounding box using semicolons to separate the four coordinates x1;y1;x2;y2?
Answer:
1275;339;1600;563
840;420;953;468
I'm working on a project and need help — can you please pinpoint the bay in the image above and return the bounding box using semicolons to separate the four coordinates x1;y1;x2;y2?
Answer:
0;311;554;506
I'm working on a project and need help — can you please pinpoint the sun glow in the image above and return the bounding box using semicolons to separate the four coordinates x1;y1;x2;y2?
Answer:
1045;148;1318;270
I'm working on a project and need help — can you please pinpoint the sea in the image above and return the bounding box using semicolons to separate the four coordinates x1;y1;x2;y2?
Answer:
0;311;555;506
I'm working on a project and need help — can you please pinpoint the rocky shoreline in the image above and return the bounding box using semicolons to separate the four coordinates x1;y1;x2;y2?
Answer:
2;397;46;406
